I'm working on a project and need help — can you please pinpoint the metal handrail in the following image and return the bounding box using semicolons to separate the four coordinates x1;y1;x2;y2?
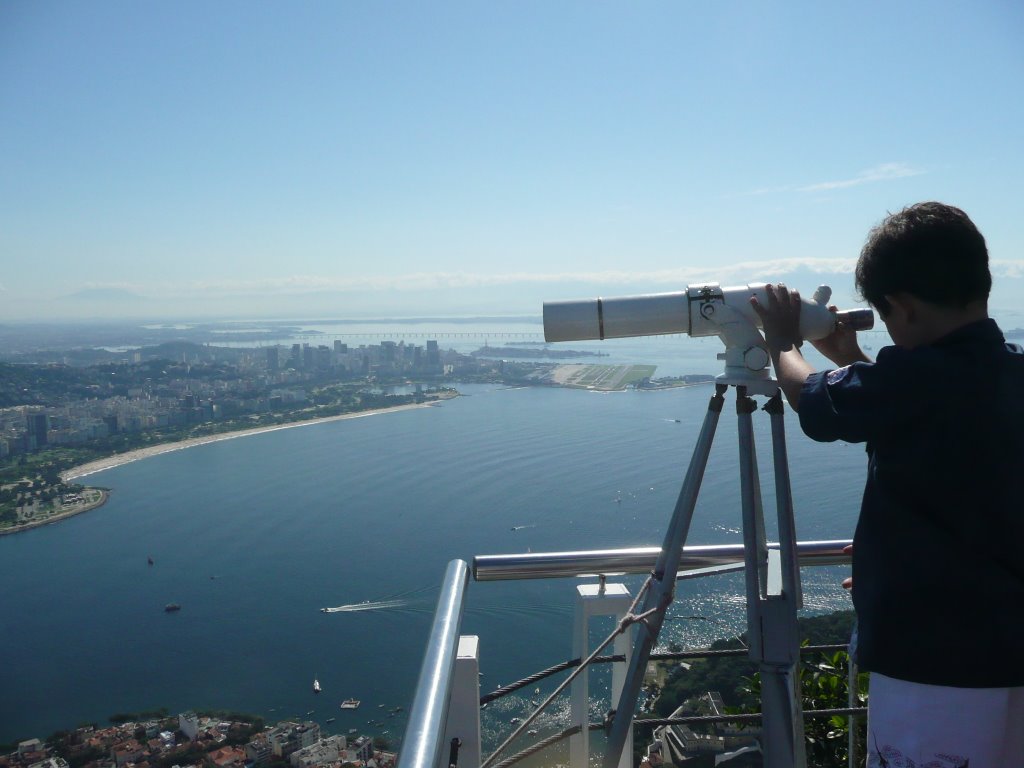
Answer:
396;559;470;768
473;539;852;581
401;542;853;768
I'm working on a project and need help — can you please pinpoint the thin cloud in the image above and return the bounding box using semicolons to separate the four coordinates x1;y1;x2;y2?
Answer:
993;260;1024;279
76;260;857;297
798;163;924;192
75;257;1024;300
746;163;925;196
184;264;860;293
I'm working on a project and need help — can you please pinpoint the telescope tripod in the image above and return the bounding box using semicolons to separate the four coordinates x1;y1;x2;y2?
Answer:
604;383;806;768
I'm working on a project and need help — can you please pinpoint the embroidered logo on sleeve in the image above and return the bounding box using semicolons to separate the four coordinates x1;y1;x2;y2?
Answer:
827;366;851;386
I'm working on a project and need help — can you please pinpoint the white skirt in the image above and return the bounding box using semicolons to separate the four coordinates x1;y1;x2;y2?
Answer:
866;672;1024;768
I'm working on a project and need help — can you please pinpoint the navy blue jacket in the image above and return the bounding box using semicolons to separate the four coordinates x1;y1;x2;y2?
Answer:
799;319;1024;687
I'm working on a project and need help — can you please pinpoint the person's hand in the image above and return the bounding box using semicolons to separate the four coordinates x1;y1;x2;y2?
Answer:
750;283;803;353
810;306;869;367
841;544;853;592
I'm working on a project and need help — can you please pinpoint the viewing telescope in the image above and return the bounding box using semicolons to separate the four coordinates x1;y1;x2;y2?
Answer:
543;282;873;394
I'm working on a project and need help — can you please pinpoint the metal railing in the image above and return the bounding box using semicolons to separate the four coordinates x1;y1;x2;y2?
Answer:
399;559;470;768
396;540;854;768
473;540;852;581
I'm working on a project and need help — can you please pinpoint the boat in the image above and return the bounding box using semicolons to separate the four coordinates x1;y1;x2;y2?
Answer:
313;677;321;693
326;717;335;724
340;699;361;709
164;603;181;612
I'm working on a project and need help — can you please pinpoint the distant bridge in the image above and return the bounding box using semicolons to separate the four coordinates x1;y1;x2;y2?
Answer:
285;332;547;342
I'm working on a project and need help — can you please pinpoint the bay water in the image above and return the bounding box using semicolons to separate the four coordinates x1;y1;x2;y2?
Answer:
0;333;868;744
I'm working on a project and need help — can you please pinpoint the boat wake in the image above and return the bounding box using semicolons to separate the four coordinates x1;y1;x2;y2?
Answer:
322;599;408;613
321;585;437;614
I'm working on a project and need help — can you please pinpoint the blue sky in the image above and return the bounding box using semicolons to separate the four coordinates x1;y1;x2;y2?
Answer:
2;1;1023;322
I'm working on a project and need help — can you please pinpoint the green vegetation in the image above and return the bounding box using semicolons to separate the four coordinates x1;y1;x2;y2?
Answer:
633;611;862;767
0;356;248;408
648;611;855;714
0;474;98;533
107;708;171;724
735;648;868;766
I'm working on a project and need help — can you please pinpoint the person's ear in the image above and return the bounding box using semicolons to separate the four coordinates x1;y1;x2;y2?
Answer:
883;293;917;324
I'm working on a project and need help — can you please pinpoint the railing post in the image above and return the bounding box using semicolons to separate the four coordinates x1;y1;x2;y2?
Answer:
570;582;632;768
848;628;859;768
442;636;481;768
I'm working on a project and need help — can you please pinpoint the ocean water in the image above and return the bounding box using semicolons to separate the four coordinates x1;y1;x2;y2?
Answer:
0;340;867;744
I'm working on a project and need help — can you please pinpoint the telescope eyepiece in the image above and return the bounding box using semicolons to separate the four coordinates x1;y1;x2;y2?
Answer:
834;308;874;332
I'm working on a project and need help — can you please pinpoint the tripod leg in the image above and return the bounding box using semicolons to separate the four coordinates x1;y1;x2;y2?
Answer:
736;387;769;654
602;385;726;768
765;392;802;607
738;391;805;767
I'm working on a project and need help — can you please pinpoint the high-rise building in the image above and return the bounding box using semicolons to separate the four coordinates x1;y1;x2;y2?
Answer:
316;345;331;370
426;340;441;368
266;347;280;371
26;413;49;447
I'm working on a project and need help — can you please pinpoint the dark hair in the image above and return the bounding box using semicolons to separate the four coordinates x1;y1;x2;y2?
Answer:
855;202;990;316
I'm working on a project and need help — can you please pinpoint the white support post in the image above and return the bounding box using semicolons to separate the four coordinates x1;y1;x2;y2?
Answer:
570;583;633;768
443;636;481;768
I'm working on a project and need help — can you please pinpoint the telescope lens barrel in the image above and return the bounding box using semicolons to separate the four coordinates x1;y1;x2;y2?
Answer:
543;292;689;342
835;308;874;331
543;286;875;342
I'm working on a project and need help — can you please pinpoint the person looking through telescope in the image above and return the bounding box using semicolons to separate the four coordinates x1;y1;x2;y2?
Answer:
752;202;1024;767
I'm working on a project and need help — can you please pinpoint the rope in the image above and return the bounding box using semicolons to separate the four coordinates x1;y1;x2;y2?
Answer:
485;725;589;768
637;706;867;728
478;584;853;768
480;643;852;704
479;574;654;768
485;708;869;768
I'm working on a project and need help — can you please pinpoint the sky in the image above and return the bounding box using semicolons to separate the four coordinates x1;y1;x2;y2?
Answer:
1;1;1023;323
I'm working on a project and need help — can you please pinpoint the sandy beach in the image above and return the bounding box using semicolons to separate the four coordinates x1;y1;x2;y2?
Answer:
61;400;445;482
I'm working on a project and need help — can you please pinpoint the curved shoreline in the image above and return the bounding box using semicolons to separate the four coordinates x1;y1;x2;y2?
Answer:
61;400;445;482
0;489;110;536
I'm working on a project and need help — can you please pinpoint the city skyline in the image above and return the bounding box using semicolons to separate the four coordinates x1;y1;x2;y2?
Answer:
3;2;1023;321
